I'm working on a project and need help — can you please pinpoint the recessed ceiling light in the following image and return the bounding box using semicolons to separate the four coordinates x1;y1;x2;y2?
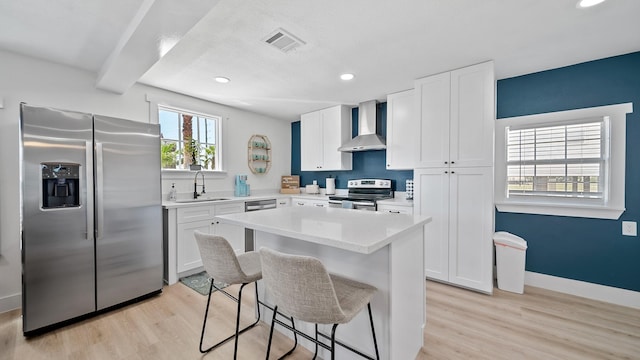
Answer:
340;73;355;81
577;0;606;8
215;77;230;83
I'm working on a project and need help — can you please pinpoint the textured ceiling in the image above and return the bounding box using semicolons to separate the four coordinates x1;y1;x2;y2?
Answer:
1;0;639;121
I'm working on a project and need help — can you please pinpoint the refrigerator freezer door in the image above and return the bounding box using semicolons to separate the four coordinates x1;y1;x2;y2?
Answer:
93;115;163;310
21;104;95;333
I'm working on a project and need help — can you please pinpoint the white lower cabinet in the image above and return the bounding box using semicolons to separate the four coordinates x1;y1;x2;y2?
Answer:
415;167;494;293
177;219;212;273
173;202;245;277
213;202;245;253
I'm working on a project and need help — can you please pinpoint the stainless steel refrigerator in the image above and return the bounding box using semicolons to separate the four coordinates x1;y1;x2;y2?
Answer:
20;104;163;335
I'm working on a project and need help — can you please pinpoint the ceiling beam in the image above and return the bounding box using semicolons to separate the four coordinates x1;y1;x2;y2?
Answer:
95;0;220;94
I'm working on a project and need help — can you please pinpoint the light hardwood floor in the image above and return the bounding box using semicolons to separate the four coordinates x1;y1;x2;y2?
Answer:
1;281;639;359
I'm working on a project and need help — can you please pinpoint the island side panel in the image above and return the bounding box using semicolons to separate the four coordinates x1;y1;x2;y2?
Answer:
389;225;425;359
255;230;391;360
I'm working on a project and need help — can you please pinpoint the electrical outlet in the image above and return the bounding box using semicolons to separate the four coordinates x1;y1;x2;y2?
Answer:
622;221;637;236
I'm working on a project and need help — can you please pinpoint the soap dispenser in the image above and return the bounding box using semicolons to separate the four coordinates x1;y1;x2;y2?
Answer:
168;183;177;201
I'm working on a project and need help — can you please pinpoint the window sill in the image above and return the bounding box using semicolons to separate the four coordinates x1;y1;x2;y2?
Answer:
495;202;624;220
161;169;228;180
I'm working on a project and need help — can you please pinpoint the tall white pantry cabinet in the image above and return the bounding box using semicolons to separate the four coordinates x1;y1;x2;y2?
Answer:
414;61;495;293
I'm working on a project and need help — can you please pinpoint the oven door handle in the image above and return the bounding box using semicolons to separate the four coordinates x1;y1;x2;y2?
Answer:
349;201;376;207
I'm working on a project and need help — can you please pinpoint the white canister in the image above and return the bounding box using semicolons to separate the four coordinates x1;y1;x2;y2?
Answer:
325;178;336;195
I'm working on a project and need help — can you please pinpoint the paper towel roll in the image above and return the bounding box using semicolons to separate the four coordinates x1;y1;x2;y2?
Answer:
325;178;336;195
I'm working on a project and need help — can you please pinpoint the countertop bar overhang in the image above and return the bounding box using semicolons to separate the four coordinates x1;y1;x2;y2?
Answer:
215;206;431;254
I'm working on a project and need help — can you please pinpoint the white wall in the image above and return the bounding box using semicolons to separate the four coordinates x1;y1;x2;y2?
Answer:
0;50;292;313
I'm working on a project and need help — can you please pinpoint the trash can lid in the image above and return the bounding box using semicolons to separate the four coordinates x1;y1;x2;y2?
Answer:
493;231;527;250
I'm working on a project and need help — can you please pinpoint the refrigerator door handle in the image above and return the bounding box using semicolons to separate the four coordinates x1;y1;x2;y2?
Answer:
95;142;104;240
86;140;94;241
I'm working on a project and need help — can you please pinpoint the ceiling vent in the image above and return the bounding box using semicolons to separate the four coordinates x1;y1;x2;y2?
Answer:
264;28;305;53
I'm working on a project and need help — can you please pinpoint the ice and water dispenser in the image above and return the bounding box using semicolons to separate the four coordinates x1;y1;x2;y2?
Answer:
41;163;80;209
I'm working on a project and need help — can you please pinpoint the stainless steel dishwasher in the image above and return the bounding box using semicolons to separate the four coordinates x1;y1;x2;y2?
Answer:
244;198;277;251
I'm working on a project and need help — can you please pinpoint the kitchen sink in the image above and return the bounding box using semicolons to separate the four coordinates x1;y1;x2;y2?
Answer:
174;197;230;203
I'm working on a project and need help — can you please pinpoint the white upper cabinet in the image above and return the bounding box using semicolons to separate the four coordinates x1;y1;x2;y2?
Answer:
415;72;451;168
415;61;495;168
386;89;418;170
300;105;352;171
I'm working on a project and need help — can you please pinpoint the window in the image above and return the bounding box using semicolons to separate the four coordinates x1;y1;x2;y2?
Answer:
506;119;606;201
159;106;220;171
495;103;632;219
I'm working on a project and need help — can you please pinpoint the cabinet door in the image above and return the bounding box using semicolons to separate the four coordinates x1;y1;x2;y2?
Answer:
450;61;495;167
213;202;245;253
415;72;451;168
448;167;494;293
386;89;417;170
300;111;322;171
176;219;212;273
414;168;450;281
213;220;244;254
320;105;352;170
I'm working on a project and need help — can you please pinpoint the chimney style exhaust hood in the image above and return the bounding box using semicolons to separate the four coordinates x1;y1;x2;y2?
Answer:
338;100;386;152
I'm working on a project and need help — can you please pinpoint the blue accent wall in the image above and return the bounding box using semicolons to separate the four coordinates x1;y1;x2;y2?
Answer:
496;51;640;292
291;102;413;191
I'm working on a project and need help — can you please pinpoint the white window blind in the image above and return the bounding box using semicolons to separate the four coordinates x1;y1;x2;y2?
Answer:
506;118;607;200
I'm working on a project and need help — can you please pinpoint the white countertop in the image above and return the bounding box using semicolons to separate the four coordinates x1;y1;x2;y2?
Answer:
162;193;284;209
162;192;338;209
215;206;431;254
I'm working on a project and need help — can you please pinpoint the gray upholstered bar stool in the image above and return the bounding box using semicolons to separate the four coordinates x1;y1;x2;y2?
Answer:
259;247;380;360
194;231;263;359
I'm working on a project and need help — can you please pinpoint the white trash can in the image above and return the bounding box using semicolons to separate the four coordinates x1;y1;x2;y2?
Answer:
493;231;528;294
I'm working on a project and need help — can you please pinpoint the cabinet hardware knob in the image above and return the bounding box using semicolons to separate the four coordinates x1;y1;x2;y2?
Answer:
445;171;448;174
451;171;455;174
451;161;455;164
444;161;448;164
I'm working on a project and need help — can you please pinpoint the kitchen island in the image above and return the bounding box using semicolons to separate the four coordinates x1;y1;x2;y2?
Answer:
216;206;431;360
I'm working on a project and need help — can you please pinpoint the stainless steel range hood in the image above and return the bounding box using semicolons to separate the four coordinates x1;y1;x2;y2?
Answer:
338;100;386;152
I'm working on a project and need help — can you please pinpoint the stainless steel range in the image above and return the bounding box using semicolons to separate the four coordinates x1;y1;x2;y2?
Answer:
328;179;393;211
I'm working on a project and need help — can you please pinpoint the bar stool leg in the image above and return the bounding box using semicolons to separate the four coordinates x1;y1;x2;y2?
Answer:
266;305;278;360
200;281;260;357
312;324;319;360
367;303;380;360
231;283;248;358
330;324;339;360
199;281;216;353
278;317;298;359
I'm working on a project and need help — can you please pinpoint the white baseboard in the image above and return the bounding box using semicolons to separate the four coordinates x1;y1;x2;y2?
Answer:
525;271;640;310
0;293;21;314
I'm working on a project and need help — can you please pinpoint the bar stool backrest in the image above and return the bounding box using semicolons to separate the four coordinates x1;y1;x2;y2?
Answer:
259;247;346;324
194;231;246;285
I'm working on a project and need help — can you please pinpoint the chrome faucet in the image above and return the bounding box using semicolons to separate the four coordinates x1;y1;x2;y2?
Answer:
194;171;206;198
